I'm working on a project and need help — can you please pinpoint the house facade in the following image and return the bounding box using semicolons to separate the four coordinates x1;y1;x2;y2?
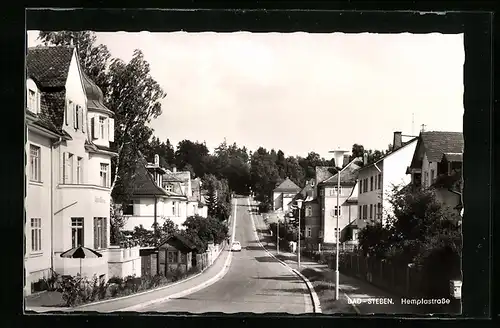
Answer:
272;178;301;212
122;159;208;232
407;131;464;212
25;46;140;296
357;132;418;229
316;159;361;244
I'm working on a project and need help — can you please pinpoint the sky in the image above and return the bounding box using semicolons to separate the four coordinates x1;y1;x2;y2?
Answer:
27;31;464;159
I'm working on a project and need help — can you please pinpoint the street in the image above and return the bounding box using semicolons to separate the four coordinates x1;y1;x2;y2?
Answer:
138;197;312;313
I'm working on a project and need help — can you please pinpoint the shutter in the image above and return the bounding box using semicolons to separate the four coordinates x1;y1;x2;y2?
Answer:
78;105;83;130
65;101;69;125
91;117;98;139
93;218;98;249
108;118;115;142
73;104;77;129
103;218;108;248
62;153;69;183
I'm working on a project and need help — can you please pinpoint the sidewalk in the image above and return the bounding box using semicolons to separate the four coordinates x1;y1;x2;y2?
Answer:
251;207;428;315
25;246;230;313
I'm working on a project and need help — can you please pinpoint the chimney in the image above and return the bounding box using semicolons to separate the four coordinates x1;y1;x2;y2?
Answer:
393;131;402;150
363;152;368;166
172;166;177;173
154;154;159;166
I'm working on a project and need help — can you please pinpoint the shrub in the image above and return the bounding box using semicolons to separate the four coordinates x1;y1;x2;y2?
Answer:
60;275;82;307
124;275;142;293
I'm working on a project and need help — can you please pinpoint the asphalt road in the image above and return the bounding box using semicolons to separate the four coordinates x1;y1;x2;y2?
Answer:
139;197;311;314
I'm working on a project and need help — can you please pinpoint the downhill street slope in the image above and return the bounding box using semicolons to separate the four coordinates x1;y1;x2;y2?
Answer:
140;197;312;314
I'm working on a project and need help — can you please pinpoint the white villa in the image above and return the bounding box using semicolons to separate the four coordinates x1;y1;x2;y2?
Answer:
25;46;141;296
121;155;208;232
356;132;418;228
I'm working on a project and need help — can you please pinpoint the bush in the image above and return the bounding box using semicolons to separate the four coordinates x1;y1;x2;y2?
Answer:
60;275;83;307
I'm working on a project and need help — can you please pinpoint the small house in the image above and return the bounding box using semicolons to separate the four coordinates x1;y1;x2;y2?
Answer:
157;234;197;276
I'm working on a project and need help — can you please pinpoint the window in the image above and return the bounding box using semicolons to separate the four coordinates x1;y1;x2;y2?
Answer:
306;227;312;237
378;173;382;189
77;157;83;184
29;145;41;182
374;175;378;190
99;116;106;139
123;202;134;215
71;218;84;248
333;206;341;217
431;169;435;184
28;89;36;112
94;217;107;249
377;203;382;219
370;176;374;191
74;105;79;129
100;163;109;187
369;204;373;219
66;100;72;125
165;184;173;192
424;172;429;188
363;205;368;219
358;206;362;219
167;251;178;263
363;178;368;192
180;253;187;264
172;201;176;216
320;189;324;196
30;218;42;252
306;206;312;217
359;180;363;194
67;153;74;183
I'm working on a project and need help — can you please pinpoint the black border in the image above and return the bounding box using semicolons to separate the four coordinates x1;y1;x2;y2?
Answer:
1;4;494;328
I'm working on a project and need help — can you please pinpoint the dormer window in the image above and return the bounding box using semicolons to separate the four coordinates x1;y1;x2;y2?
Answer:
165;184;173;192
26;80;40;114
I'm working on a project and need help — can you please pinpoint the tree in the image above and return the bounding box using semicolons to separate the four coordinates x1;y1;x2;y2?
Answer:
175;140;209;177
349;144;365;162
276;150;287;179
182;215;229;252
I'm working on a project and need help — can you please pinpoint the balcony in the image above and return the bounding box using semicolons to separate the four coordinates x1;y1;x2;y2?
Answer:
108;245;141;263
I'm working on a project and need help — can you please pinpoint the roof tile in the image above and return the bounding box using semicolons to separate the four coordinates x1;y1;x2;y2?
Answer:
421;131;464;162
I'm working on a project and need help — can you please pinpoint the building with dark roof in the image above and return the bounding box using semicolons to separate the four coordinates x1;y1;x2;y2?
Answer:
122;157;209;232
272;178;301;212
25;46;136;297
408;131;464;213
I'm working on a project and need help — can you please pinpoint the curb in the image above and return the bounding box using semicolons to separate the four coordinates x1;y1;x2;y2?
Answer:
247;200;322;314
117;199;239;312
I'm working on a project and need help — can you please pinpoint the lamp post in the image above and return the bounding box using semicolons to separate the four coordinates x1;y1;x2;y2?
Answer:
296;199;303;269
277;219;280;254
329;147;349;301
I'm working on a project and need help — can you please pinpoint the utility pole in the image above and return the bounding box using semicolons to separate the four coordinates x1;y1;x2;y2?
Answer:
277;220;280;254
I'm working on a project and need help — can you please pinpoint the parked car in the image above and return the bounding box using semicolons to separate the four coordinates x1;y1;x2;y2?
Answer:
231;241;242;252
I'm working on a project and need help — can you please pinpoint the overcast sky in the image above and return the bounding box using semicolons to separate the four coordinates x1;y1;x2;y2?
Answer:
27;31;464;159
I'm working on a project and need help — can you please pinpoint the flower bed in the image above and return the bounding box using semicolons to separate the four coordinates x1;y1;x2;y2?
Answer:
37;266;202;307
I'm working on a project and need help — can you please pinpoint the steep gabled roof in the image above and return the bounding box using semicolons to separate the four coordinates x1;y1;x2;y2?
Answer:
130;156;170;197
158;233;197;252
274;178;301;192
163;171;191;183
26;47;76;135
420;131;464;162
315;166;336;185
26;46;74;88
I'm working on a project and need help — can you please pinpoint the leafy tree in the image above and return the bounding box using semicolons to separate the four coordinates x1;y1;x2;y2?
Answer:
182;215;229;252
175;140;209;178
275;150;287;179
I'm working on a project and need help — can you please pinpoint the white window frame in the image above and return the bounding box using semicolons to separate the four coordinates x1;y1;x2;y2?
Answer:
71;217;84;248
306;227;312;237
100;163;109;187
28;89;37;112
306;206;312;217
172;201;176;216
99;116;106;139
29;144;41;182
68;153;74;184
30;218;42;253
165;184;173;192
77;157;83;184
94;217;106;249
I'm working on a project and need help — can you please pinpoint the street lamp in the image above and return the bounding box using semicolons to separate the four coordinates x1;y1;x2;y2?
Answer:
296;199;304;269
329;147;349;301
